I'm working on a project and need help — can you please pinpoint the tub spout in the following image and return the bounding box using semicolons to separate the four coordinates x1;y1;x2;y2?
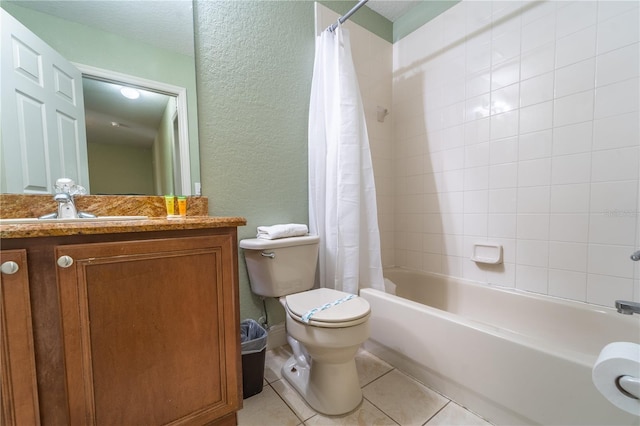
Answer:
615;300;640;315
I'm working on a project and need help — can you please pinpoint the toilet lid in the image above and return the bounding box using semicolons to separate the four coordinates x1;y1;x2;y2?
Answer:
285;288;370;326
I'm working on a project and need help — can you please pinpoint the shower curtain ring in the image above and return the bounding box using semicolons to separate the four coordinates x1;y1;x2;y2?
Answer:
328;18;342;33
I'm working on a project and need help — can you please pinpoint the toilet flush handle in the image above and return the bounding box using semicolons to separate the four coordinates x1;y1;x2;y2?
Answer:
261;251;275;259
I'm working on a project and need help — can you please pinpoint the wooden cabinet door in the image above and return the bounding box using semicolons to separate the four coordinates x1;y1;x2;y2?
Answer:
55;234;241;425
1;249;40;426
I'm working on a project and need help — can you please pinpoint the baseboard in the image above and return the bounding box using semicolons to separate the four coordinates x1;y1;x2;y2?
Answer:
266;322;286;350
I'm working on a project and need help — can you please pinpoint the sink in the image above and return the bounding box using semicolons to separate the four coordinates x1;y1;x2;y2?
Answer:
0;216;149;225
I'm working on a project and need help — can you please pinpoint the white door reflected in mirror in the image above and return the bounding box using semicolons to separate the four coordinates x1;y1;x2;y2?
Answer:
1;9;89;194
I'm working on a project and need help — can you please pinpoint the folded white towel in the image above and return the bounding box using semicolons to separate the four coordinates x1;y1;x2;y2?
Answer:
257;223;309;240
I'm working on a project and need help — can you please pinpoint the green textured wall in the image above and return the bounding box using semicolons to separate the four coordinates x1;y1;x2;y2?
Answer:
194;1;315;322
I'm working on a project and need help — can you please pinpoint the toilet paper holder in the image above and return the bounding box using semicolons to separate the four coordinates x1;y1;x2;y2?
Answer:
617;375;640;400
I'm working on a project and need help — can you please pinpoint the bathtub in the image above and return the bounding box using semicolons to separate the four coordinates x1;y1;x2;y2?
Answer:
360;268;640;425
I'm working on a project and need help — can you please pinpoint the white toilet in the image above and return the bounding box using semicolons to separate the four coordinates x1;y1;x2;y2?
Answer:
239;235;371;415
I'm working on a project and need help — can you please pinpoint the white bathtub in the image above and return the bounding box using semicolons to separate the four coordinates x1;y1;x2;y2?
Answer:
360;268;640;425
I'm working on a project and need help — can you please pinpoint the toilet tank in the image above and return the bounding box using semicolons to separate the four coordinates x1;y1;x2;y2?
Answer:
239;235;320;297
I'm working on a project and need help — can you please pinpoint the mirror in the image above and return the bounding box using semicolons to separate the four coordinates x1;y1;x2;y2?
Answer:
0;0;200;195
77;65;192;196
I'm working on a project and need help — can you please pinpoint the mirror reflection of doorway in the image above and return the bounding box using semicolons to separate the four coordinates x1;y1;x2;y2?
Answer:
83;76;179;195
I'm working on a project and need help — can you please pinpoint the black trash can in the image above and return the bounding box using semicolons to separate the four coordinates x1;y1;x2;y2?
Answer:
240;319;268;399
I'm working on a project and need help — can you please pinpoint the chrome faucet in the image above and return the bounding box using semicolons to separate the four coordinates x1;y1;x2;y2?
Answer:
39;178;95;220
54;192;78;219
615;300;640;315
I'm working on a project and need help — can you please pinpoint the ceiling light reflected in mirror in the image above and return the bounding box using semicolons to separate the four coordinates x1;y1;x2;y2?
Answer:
120;87;140;100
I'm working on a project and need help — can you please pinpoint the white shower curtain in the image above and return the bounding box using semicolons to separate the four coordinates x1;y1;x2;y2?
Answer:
308;23;384;294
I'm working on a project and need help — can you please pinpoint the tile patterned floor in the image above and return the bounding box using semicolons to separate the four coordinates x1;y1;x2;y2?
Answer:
237;346;493;426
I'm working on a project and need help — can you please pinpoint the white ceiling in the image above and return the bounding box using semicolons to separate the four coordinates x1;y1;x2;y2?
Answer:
83;78;172;148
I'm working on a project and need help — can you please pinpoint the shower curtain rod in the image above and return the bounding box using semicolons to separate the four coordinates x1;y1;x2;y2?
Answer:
326;0;370;32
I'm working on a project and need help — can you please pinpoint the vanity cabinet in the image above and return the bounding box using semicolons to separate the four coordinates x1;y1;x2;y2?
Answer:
1;249;41;426
0;227;242;426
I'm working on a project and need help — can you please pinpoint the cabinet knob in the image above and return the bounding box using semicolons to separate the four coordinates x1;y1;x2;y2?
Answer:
57;255;74;268
0;261;19;275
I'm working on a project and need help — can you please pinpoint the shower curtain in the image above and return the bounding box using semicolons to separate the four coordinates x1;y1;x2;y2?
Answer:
308;23;384;294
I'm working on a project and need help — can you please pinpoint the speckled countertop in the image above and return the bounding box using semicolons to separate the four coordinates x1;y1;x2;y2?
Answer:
0;194;246;239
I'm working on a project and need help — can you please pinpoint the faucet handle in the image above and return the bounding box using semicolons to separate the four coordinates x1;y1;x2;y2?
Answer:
631;250;640;261
55;177;75;194
70;184;87;196
54;178;86;196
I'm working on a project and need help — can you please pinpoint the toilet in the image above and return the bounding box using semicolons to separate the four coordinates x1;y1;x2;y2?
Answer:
239;235;371;415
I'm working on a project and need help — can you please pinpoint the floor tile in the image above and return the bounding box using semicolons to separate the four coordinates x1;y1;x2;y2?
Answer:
305;399;397;426
271;378;317;422
355;348;394;387
242;347;494;426
264;345;293;383
426;401;492;426
237;385;301;426
362;369;448;426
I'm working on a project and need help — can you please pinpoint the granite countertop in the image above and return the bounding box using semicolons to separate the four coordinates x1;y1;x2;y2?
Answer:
0;216;247;239
0;194;247;239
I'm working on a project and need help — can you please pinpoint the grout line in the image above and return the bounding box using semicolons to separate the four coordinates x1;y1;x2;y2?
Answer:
269;379;311;425
361;394;401;426
422;400;450;426
364;365;397;386
358;364;403;423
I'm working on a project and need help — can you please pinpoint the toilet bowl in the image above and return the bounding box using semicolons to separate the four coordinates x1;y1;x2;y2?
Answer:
239;236;371;415
282;287;370;415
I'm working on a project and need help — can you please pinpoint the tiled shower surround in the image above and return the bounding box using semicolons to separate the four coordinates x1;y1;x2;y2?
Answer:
335;1;640;307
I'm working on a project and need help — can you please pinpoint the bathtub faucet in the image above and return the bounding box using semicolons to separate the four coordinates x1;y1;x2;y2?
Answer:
615;300;640;315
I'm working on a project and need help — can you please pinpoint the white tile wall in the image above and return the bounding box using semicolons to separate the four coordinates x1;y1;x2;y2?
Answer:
391;0;640;306
317;1;639;307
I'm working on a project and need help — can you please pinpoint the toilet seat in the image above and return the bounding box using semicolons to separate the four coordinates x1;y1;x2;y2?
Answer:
285;288;370;328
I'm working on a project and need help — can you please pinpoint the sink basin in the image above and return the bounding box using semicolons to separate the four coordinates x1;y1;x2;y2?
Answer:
0;216;148;225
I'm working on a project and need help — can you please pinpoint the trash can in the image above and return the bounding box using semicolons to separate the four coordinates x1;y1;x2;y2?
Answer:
240;319;268;399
